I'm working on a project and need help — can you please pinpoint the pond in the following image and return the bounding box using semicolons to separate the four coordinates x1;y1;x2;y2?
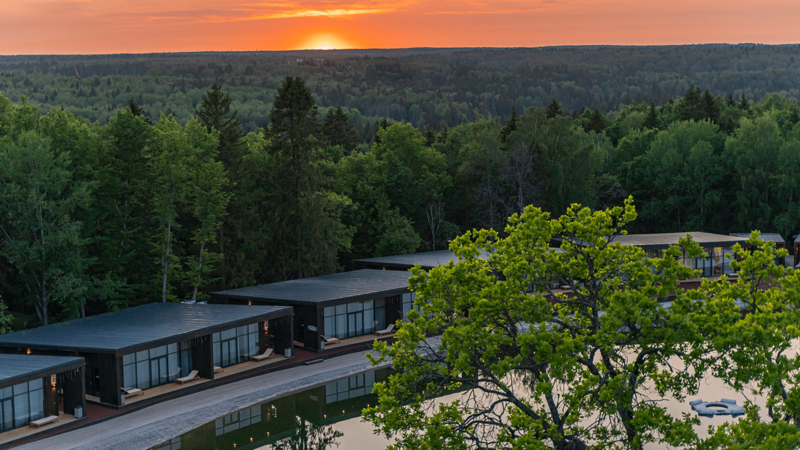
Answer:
151;368;396;450
150;364;771;450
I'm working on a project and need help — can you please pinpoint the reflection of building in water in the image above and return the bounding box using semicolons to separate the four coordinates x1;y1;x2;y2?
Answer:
216;405;262;436
296;370;387;427
149;369;392;450
326;371;375;403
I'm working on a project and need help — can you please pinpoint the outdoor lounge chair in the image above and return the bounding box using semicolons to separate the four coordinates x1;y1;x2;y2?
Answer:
321;335;340;345
121;387;144;398
375;324;395;336
29;415;59;428
214;366;224;373
175;370;200;384
251;348;275;361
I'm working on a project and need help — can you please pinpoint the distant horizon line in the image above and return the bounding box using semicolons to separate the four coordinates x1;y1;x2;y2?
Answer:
1;42;798;58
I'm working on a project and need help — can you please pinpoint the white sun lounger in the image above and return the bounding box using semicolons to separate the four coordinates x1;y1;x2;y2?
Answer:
175;370;199;384
251;348;275;361
121;387;144;398
375;324;395;336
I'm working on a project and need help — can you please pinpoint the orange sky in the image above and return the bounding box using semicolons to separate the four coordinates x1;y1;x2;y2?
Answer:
1;0;799;54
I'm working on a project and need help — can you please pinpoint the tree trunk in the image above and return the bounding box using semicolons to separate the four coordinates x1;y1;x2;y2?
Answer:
192;241;206;302
161;185;174;303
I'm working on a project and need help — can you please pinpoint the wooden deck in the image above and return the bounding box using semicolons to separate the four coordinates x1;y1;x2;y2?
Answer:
87;356;290;406
0;413;77;443
321;332;396;350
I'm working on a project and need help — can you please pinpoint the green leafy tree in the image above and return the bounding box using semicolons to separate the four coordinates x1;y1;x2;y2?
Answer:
366;198;718;450
698;234;800;449
0;296;13;334
0;131;93;324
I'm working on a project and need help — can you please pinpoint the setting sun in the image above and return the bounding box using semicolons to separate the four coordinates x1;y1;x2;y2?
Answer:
295;32;356;50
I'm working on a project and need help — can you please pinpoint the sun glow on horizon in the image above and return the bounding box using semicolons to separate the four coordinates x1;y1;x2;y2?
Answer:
294;32;358;50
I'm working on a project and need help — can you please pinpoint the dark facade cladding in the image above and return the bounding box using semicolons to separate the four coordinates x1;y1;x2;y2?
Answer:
210;269;414;351
354;249;491;271
0;354;85;433
0;304;293;408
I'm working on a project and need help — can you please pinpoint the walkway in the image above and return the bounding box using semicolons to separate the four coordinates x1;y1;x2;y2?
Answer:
12;349;389;450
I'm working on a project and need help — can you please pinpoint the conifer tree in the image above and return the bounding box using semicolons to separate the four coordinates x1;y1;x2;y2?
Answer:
196;83;245;171
740;93;750;110
127;98;151;124
322;106;358;151
545;97;563;119
642;102;659;129
501;106;518;141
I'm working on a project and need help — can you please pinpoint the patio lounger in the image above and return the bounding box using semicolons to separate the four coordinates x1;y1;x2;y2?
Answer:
214;366;224;373
251;348;275;361
175;370;200;384
29;415;59;428
321;335;340;345
121;387;144;398
375;324;395;336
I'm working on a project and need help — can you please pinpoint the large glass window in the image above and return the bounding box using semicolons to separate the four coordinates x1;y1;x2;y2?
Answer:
0;379;45;432
123;342;191;391
212;323;260;368
324;300;381;339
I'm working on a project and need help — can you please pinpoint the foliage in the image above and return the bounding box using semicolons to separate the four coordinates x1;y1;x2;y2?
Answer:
365;199;729;450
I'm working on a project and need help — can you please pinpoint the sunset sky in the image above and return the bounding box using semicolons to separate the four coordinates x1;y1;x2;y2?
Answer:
1;0;799;54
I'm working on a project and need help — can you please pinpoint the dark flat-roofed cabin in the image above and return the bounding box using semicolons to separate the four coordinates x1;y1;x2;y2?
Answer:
0;303;293;407
0;354;85;433
609;232;749;278
210;269;415;352
353;249;491;271
729;233;786;267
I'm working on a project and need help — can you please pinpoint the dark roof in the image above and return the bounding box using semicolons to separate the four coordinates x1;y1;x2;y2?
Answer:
0;354;84;388
0;303;291;354
730;233;786;244
610;232;748;249
354;250;491;270
211;269;413;306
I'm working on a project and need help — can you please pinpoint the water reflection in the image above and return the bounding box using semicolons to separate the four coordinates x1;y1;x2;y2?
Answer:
150;370;389;450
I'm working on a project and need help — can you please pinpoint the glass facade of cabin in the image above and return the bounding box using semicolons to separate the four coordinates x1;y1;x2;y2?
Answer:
122;341;194;391
210;269;415;352
644;247;737;277
0;379;44;432
0;304;293;408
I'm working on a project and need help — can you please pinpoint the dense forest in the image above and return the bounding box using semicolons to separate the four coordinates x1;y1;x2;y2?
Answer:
2;45;800;332
2;45;800;139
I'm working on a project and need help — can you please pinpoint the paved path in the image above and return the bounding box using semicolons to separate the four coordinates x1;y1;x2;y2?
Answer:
16;350;388;450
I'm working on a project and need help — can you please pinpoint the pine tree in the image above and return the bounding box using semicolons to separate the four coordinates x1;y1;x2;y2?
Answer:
501;106;518;142
545;98;563;119
375;117;390;144
740;93;750;110
437;124;449;144
423;125;436;147
584;108;606;133
196;83;245;171
265;77;322;280
127;98;151;124
642;102;659;129
701;89;720;123
195;83;244;289
725;92;736;106
322;106;358;151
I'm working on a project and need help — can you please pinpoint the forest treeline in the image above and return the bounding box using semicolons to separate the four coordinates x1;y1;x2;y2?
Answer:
1;75;800;331
2;45;800;139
